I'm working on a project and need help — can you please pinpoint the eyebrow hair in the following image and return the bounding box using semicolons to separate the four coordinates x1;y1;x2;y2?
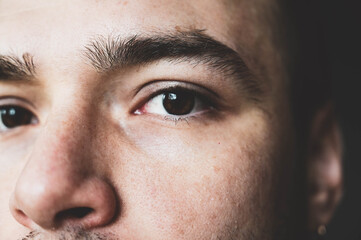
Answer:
0;53;36;80
84;30;263;98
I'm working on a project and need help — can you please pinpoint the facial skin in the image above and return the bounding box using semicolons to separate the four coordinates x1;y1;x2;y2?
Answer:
0;0;342;239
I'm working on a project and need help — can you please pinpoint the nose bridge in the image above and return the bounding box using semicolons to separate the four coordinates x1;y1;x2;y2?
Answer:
27;105;91;180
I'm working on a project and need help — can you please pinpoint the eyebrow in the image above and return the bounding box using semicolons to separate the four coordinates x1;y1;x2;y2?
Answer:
84;30;263;98
0;30;263;99
0;53;36;80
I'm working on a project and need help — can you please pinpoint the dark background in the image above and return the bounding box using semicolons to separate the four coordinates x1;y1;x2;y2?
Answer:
319;0;361;239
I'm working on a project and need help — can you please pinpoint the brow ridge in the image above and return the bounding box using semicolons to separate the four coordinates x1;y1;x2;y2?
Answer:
83;30;263;98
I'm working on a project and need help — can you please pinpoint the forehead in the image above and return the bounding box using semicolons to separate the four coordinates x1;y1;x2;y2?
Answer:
0;0;283;85
0;0;241;50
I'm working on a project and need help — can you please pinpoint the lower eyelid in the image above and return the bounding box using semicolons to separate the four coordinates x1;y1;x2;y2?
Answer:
151;109;218;127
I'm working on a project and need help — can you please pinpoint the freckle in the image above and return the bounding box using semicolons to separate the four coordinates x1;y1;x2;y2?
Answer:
175;26;181;32
213;166;220;172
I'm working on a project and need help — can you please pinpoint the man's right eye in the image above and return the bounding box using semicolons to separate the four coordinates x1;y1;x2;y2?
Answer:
0;105;38;132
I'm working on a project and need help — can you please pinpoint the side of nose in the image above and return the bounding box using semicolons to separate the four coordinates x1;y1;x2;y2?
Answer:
9;115;116;230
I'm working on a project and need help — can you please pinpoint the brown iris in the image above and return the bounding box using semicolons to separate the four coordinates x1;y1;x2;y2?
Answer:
0;106;34;129
162;90;195;115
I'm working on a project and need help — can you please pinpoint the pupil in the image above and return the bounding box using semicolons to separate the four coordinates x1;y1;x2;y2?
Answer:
162;90;195;115
0;106;33;129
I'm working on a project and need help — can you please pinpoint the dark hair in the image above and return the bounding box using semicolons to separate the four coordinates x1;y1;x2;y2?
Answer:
273;2;334;238
278;0;333;132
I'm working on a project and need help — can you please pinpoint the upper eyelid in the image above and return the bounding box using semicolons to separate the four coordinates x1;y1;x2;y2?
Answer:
146;87;209;103
0;96;38;119
0;95;37;109
131;83;220;114
132;79;221;99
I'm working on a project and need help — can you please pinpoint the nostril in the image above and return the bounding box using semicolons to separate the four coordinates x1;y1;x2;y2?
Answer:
55;207;94;221
71;207;93;219
15;209;28;222
16;209;27;218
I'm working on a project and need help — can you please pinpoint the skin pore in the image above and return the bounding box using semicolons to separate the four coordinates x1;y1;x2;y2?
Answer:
0;0;342;239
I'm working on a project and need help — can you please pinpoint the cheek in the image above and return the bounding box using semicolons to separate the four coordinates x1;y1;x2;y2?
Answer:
113;111;280;238
138;145;271;239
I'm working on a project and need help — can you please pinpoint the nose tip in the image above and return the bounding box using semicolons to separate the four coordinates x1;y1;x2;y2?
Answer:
10;177;116;230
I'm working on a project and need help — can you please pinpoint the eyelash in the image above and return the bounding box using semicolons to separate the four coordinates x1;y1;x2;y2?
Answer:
163;115;198;125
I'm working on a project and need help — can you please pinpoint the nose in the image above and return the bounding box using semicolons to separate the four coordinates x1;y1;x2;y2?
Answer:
9;114;116;230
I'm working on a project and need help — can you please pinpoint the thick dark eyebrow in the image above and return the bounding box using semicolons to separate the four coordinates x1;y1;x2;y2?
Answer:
84;30;263;98
0;53;36;80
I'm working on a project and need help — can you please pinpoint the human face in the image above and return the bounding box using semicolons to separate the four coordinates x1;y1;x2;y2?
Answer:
0;0;296;239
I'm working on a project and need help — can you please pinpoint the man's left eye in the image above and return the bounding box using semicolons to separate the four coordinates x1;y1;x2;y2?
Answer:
135;88;211;118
